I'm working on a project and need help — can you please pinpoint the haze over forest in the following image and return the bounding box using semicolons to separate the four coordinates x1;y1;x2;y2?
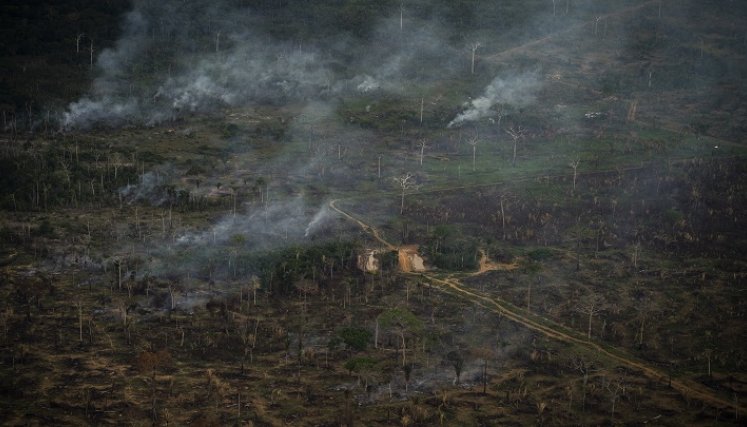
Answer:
0;0;746;425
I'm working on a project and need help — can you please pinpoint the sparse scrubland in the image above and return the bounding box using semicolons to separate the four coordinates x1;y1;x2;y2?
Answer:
1;0;746;425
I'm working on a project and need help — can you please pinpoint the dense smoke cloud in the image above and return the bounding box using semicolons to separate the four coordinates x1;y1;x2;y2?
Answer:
448;71;541;128
61;0;466;129
62;1;339;128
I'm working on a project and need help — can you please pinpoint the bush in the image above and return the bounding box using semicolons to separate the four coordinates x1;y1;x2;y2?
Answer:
338;327;372;351
527;248;554;261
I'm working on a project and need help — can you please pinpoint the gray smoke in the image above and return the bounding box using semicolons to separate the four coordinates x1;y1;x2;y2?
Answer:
448;71;542;128
175;197;329;249
62;2;337;129
119;166;177;205
61;0;470;129
350;19;461;94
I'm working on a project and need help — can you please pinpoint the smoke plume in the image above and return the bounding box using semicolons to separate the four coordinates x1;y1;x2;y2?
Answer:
448;71;541;128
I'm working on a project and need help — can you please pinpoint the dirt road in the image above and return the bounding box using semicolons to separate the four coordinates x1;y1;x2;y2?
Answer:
329;195;745;416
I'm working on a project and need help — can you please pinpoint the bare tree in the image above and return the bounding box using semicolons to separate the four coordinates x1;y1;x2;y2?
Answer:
418;139;427;166
466;133;479;172
703;348;714;377
419;97;424;125
76;33;85;54
89;40;94;72
627;99;638;122
632;298;655;348
496;192;513;240
606;377;625;422
76;299;84;343
569;157;580;196
470;41;482;75
493;104;505;131
631;239;641;270
471;346;494;394
505;125;525;167
400;1;405;31
571;356;598;413
394;173;416;215
575;294;606;340
248;275;260;306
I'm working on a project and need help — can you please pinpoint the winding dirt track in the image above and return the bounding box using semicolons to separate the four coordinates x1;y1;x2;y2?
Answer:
329;180;743;416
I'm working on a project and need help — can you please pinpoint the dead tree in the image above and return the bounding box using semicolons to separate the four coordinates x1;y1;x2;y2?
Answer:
606;377;625;422
493;104;505;131
89;40;94;72
627;99;638;122
76;33;85;54
418;139;427;166
394;173;416;215
470;42;482;75
593;16;602;36
467;133;479;172
569;157;580;196
496;192;513;240
400;1;405;31
575;294;606;340
631;239;641;270
632;299;655;348
571;356;598;413
505;126;525;167
471;346;494;394
76;299;84;343
703;348;714;377
419;97;424;125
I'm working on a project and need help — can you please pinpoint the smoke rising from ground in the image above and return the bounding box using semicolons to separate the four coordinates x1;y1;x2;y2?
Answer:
175;197;331;248
60;0;466;129
448;71;542;128
62;1;338;128
119;165;177;206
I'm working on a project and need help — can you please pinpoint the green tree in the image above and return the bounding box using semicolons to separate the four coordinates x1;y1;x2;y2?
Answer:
378;307;423;366
338;327;372;351
344;356;377;388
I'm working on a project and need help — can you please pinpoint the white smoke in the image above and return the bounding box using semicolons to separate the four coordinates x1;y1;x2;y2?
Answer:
60;1;469;129
448;71;541;128
176;198;332;248
356;75;381;93
304;204;332;237
61;2;337;129
119;165;178;206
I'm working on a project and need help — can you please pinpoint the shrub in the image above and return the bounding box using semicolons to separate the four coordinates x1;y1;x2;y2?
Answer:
338;327;372;351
